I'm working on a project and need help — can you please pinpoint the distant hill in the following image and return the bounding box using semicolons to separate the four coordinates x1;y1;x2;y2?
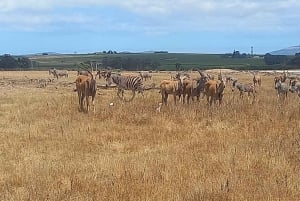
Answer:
269;45;300;55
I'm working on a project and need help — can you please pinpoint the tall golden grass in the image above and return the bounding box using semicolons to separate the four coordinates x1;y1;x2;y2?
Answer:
0;70;300;200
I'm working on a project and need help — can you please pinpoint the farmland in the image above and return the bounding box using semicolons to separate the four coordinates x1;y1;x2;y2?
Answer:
0;70;300;200
28;53;267;70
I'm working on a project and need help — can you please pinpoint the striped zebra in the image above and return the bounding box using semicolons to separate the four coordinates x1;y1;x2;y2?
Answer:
274;79;289;100
289;80;300;97
232;80;256;99
106;72;144;102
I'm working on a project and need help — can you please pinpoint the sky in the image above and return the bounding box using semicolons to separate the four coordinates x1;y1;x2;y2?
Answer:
0;0;300;55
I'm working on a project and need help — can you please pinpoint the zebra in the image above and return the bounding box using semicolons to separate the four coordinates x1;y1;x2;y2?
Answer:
274;79;290;100
287;79;300;98
232;80;256;99
106;72;144;102
290;84;300;97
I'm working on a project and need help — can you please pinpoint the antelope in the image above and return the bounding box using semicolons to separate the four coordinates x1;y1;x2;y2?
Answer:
75;71;96;113
253;74;261;87
216;79;226;105
175;73;193;104
191;69;210;101
49;69;56;78
52;69;68;79
77;70;89;76
138;71;152;81
160;79;182;105
204;80;219;106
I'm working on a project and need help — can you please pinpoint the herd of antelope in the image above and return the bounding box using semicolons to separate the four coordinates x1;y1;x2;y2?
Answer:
48;68;300;113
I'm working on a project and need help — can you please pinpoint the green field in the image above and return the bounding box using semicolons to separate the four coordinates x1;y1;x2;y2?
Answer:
28;53;267;71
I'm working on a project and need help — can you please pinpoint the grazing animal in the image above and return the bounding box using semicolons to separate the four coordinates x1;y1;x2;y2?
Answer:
290;84;300;97
49;69;56;77
192;69;210;101
289;78;300;86
282;71;288;82
225;75;236;84
77;70;89;76
52;69;68;79
216;79;226;105
139;71;152;81
106;72;144;101
95;70;110;79
289;80;300;97
232;80;256;99
218;70;223;81
181;78;194;104
204;80;219;106
75;73;97;113
274;71;288;83
191;78;202;101
175;73;193;104
274;79;289;100
253;74;261;86
160;79;182;105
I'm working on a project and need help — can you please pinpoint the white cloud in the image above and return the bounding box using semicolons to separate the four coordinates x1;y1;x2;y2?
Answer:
0;0;299;33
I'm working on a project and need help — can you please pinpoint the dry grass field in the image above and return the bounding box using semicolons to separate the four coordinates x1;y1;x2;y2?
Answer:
0;70;300;201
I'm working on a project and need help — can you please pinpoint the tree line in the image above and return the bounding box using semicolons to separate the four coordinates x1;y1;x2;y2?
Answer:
101;56;161;71
264;53;300;66
1;52;300;70
0;54;31;70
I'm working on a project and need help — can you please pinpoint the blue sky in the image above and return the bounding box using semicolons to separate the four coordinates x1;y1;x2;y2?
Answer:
0;0;299;55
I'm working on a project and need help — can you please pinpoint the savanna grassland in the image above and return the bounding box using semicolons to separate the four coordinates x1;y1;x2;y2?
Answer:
0;70;300;201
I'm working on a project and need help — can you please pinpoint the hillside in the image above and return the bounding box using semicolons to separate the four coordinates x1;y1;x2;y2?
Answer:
269;45;300;55
28;53;266;70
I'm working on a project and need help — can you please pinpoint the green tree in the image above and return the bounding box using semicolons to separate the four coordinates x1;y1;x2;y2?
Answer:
17;57;31;68
0;54;19;69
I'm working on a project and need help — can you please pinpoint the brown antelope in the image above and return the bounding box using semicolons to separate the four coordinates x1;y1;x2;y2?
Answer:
204;80;219;106
216;79;226;105
160;79;182;105
175;73;193;104
253;74;261;86
77;70;89;76
75;72;96;113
